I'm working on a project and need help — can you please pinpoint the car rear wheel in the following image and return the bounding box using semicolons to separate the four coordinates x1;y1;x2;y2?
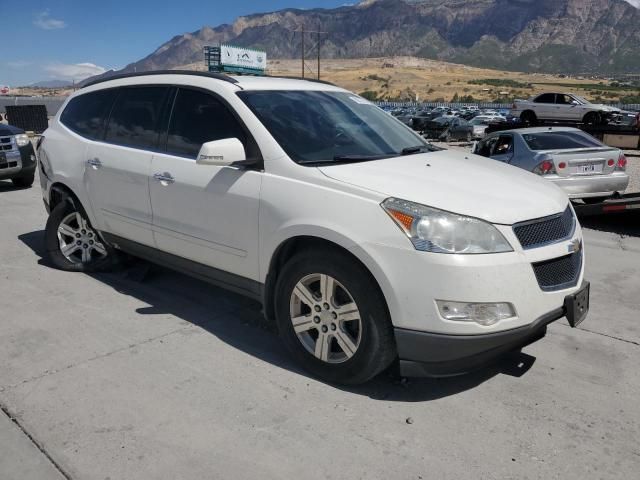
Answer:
45;200;117;272
521;111;537;125
274;248;396;385
581;196;610;205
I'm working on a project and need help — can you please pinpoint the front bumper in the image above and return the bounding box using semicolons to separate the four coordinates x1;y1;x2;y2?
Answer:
0;143;36;180
549;172;629;199
396;283;589;377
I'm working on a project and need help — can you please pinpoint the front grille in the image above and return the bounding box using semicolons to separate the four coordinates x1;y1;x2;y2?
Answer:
532;251;582;292
513;206;575;250
0;162;18;170
0;136;15;152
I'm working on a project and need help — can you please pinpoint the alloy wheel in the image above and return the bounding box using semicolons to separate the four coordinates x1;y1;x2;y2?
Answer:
289;273;362;364
57;212;107;264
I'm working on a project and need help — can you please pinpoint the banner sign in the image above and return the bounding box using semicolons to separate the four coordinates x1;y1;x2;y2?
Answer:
220;44;267;73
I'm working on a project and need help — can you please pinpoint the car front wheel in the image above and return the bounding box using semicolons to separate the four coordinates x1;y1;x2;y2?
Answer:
45;200;116;272
274;248;396;384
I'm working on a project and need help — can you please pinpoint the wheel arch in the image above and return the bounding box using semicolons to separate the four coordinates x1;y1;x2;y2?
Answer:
49;182;82;211
262;235;393;326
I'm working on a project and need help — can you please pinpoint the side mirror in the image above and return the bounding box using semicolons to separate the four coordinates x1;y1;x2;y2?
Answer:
571;100;579;105
196;138;246;167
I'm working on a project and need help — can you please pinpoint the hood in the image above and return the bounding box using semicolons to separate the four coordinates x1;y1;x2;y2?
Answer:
590;104;621;113
0;124;23;136
319;150;568;225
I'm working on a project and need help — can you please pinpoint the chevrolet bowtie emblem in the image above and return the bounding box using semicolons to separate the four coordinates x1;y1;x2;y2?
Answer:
568;239;582;253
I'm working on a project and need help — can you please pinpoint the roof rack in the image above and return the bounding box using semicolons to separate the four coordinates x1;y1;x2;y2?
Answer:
82;70;239;88
272;76;336;87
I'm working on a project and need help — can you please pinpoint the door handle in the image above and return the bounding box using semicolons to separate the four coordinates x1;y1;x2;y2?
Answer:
153;172;175;184
87;158;102;169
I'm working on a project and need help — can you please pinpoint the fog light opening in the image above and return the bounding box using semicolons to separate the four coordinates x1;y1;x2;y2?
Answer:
436;301;516;326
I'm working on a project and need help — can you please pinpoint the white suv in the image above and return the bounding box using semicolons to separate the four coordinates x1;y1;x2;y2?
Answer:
38;72;590;384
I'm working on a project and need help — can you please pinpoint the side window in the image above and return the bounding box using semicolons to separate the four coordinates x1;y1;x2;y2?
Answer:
166;88;247;159
492;135;514;156
534;93;556;104
556;94;573;105
105;86;169;150
60;90;117;140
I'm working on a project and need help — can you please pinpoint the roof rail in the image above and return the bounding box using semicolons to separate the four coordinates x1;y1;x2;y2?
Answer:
82;70;239;88
272;76;336;87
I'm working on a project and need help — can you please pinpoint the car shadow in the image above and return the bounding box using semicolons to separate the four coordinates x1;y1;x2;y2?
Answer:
18;229;537;402
0;179;26;192
578;210;640;238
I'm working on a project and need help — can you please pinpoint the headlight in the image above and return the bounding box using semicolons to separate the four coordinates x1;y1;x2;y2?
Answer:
381;198;513;254
15;134;30;147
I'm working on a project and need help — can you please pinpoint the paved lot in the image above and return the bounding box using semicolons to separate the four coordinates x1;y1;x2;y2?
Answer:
1;175;639;480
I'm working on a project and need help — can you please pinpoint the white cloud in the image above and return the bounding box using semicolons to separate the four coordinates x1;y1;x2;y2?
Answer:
7;61;32;69
44;62;107;81
625;0;640;7
33;10;67;30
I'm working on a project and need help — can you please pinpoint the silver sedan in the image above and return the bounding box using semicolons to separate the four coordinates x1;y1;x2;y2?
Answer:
473;127;629;202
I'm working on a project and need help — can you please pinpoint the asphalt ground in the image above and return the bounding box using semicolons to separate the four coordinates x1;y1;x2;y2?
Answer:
1;174;639;480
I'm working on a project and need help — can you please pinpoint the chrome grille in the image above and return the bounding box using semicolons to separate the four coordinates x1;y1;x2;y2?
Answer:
513;206;575;250
532;252;582;292
0;136;14;151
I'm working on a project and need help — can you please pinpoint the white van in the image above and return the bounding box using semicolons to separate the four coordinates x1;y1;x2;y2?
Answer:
37;71;590;384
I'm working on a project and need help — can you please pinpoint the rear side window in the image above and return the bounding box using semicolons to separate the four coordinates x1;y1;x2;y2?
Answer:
523;131;603;151
166;88;247;159
105;87;169;150
60;90;117;140
534;93;556;104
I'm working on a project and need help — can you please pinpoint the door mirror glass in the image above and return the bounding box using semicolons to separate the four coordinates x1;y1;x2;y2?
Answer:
571;100;579;105
196;138;246;166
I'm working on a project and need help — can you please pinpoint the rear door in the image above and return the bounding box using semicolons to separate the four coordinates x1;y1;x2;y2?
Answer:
532;93;557;119
149;87;262;282
85;85;170;246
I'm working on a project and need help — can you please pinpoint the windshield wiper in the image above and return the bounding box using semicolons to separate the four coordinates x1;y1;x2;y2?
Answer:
332;154;392;161
400;145;434;156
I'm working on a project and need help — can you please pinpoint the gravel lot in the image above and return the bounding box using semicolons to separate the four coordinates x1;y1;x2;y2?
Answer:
1;174;640;480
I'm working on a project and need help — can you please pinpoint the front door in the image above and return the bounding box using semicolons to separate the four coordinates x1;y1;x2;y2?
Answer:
85;86;170;246
149;87;262;282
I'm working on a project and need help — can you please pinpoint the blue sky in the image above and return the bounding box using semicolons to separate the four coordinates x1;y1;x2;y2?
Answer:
2;0;639;86
1;0;348;86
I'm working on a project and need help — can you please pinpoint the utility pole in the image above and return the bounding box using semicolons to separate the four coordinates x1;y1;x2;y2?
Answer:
292;24;327;80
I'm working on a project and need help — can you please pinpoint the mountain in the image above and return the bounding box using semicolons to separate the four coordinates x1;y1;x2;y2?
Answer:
115;0;640;76
29;80;73;88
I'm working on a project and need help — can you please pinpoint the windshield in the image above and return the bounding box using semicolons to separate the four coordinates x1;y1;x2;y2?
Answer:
573;95;590;104
238;90;434;164
523;131;604;150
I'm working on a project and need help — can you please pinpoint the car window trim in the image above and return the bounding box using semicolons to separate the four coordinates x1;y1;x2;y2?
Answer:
161;85;264;168
103;85;172;151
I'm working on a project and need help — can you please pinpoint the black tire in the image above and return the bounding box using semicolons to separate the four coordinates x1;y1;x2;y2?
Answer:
274;247;396;385
520;110;537;125
45;199;117;272
582;196;610;205
582;112;601;125
11;173;35;188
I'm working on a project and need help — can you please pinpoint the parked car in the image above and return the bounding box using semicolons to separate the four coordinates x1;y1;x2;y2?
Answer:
469;117;490;139
423;116;474;141
410;111;442;131
0;122;37;188
38;72;589;384
511;93;620;125
473;127;629;202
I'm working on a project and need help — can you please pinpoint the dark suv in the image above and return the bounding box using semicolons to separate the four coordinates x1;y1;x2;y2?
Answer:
0;122;37;187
